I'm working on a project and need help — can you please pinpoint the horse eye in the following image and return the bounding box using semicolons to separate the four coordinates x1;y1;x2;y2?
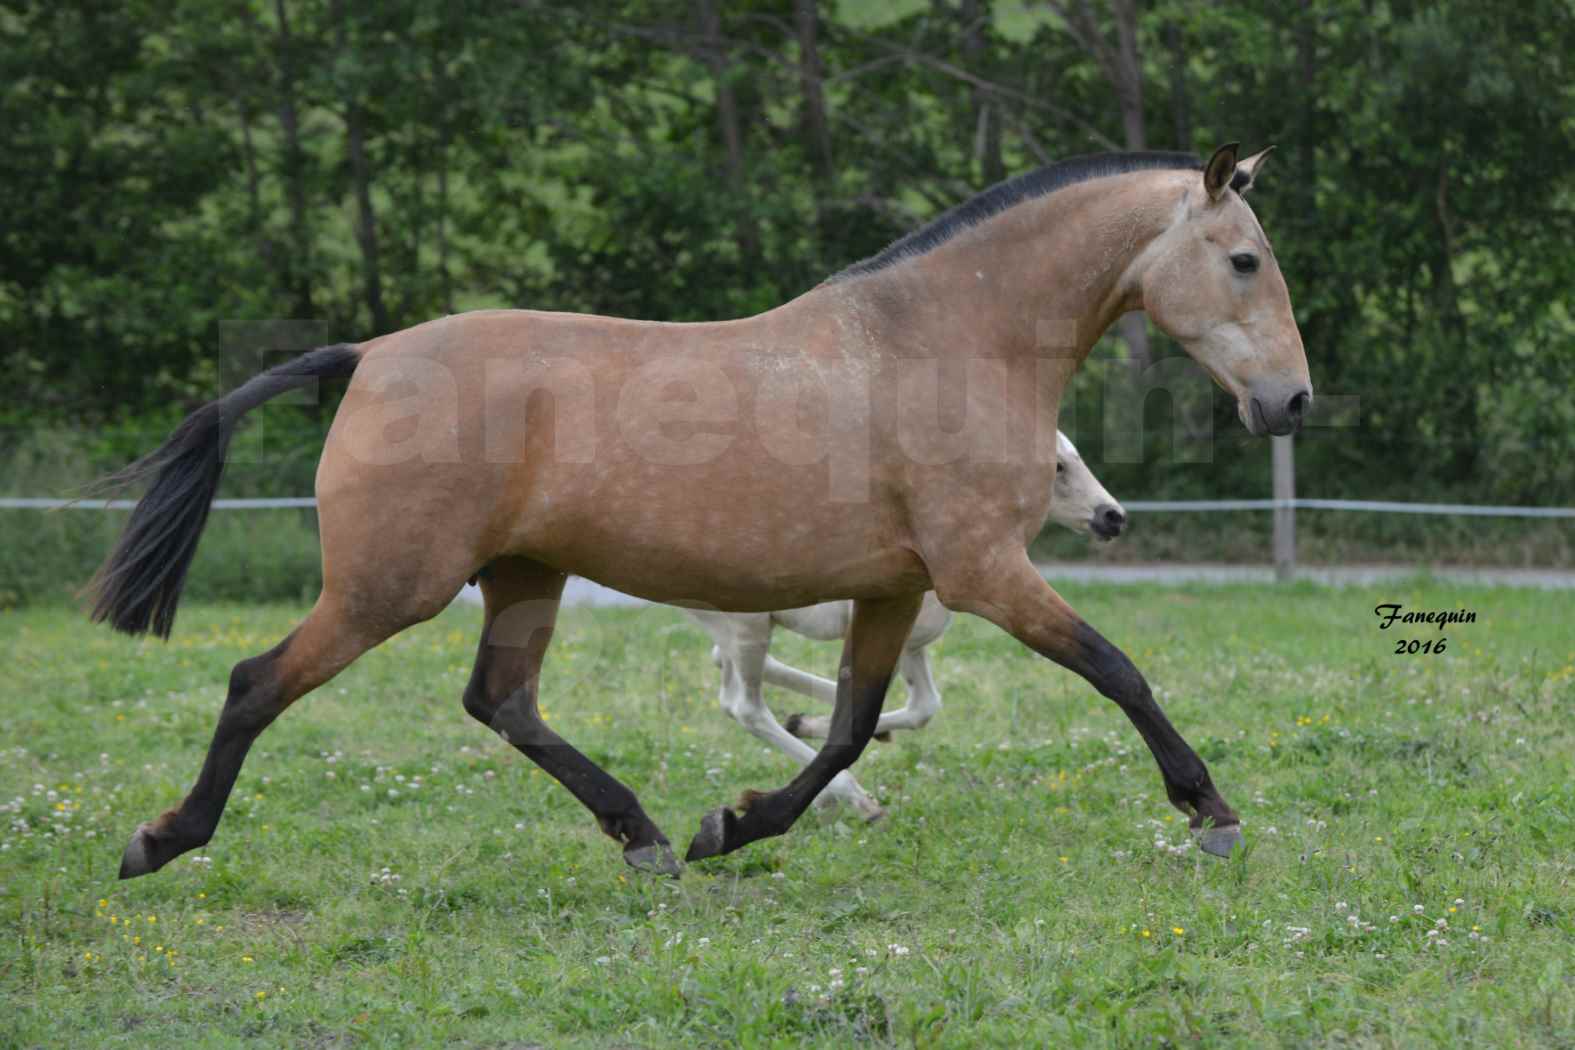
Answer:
1056;463;1065;475
1231;252;1259;274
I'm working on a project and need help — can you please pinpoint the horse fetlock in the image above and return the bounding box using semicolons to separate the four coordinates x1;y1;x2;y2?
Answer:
596;811;661;848
783;712;817;738
828;772;886;822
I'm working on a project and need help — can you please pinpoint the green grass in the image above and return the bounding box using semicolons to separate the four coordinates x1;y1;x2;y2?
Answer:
2;583;1573;1048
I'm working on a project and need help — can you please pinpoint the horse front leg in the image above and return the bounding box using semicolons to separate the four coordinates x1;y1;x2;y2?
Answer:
685;592;923;860
943;550;1241;856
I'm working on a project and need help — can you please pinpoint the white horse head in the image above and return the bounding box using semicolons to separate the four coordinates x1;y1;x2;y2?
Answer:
1046;431;1125;541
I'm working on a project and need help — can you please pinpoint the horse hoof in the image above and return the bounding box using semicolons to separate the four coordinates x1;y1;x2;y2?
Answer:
624;842;683;878
853;797;887;823
873;730;892;743
1198;823;1243;858
685;807;734;862
118;825;158;880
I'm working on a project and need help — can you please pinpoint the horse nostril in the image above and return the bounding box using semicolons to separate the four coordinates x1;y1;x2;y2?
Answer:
1093;504;1126;538
1286;390;1311;422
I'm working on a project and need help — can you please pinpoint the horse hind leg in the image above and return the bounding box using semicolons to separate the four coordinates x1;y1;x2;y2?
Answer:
463;557;680;877
119;590;419;878
874;645;942;734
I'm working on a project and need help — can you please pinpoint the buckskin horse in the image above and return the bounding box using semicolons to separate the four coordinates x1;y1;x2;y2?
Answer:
92;144;1309;880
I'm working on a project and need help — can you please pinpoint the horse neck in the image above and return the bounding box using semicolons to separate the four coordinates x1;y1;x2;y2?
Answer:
837;172;1182;367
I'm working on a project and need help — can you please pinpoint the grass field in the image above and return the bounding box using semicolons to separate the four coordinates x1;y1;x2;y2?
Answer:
2;582;1573;1048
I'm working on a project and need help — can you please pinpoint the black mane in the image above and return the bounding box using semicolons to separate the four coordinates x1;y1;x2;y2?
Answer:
829;150;1203;283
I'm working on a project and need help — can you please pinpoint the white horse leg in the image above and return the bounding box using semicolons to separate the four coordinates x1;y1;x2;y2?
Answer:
874;646;942;733
787;644;941;740
718;636;885;821
761;654;839;704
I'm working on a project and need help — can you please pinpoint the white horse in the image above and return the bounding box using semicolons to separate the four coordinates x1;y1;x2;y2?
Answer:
685;431;1124;820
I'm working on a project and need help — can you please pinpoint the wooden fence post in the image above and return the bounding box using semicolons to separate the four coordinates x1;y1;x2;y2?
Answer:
1273;434;1296;581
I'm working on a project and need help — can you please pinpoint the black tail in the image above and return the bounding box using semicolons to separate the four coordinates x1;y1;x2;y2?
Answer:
88;344;363;639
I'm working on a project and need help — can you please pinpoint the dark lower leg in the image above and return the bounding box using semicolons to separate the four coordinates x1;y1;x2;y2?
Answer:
469;559;676;874
1069;622;1238;833
121;602;368;878
950;552;1240;856
686;593;921;860
686;676;891;859
490;690;673;862
120;649;289;876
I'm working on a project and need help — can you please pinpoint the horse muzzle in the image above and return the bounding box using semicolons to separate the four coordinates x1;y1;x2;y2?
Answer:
1243;385;1312;437
1090;504;1126;541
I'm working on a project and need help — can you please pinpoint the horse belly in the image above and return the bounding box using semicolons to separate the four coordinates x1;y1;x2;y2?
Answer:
508;463;928;610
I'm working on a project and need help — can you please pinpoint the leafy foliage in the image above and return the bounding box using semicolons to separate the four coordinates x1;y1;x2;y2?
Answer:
2;0;1571;507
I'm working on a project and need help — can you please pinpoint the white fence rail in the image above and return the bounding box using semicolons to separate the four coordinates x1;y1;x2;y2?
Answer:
0;497;318;510
1122;498;1575;518
5;491;1572;585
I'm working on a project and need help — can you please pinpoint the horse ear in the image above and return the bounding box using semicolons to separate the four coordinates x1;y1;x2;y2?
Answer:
1230;145;1276;195
1203;142;1240;202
